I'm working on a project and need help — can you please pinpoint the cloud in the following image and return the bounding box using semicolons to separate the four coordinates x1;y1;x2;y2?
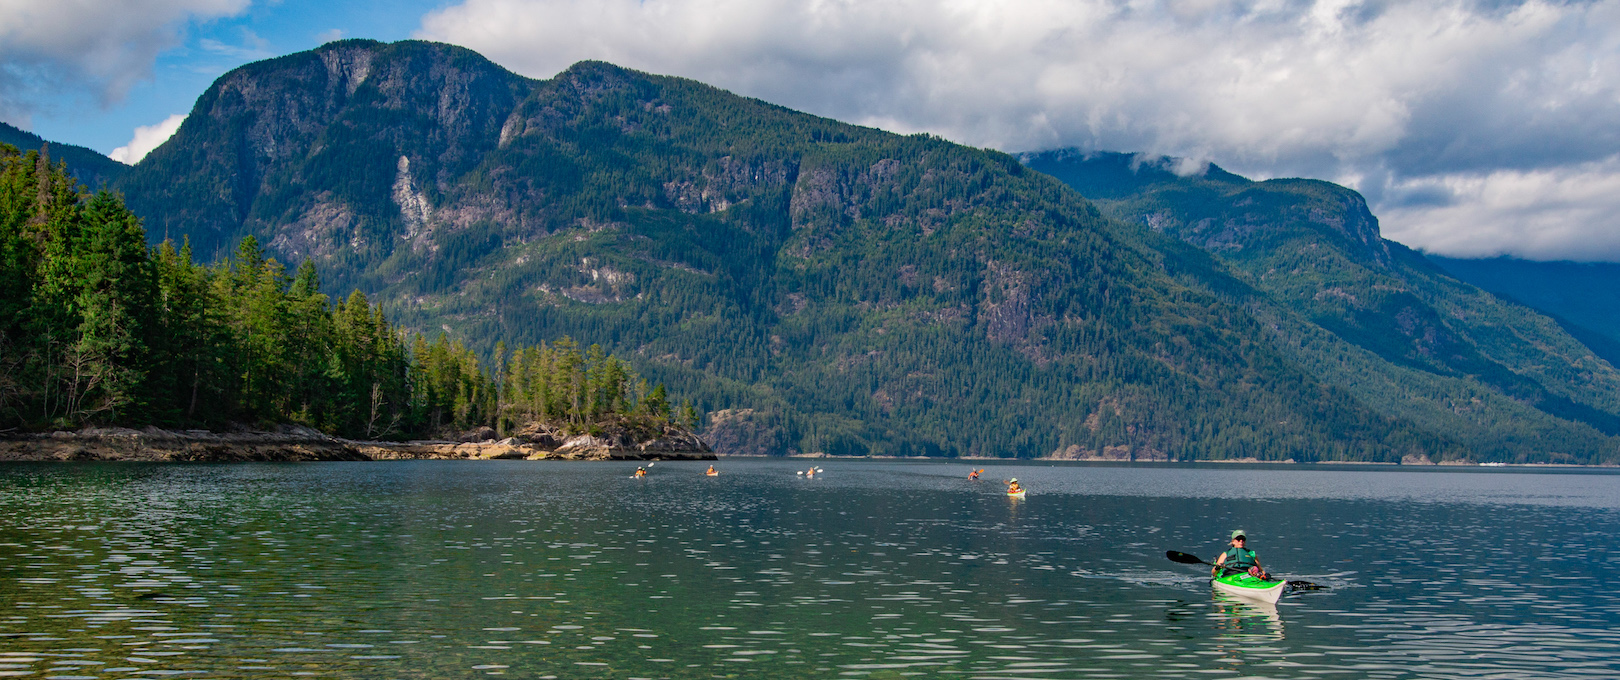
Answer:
316;28;346;44
199;27;274;60
110;113;187;164
1380;155;1620;262
418;0;1620;261
0;0;250;119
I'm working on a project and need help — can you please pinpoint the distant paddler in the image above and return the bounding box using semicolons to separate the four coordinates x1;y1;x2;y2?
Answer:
968;468;983;481
633;466;648;478
704;465;719;476
1006;478;1025;498
798;466;823;478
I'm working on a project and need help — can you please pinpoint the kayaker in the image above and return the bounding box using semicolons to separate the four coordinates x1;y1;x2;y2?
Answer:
705;465;718;475
969;469;981;480
805;467;816;478
1006;478;1022;494
1212;530;1267;579
634;466;647;478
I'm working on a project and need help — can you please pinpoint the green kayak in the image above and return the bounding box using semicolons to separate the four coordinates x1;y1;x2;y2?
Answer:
1212;572;1286;603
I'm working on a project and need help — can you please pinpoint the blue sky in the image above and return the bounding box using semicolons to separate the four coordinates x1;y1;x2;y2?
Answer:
19;0;445;154
3;0;1619;261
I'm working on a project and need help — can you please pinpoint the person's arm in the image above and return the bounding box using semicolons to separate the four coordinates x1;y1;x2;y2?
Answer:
1212;552;1225;577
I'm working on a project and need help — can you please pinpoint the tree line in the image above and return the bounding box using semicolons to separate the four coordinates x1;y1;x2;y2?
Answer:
0;145;689;439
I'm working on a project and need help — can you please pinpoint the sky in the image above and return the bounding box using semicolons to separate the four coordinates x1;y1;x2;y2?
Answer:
1;0;1618;261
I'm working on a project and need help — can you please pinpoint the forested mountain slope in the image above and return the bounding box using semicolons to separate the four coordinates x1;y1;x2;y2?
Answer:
110;40;1611;463
1024;150;1620;463
1427;256;1620;354
0;122;126;189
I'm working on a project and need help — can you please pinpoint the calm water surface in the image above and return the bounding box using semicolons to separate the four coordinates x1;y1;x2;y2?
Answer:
1;459;1617;679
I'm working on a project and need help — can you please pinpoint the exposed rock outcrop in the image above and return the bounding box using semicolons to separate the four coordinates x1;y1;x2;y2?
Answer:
0;422;713;462
1046;444;1169;462
0;425;367;462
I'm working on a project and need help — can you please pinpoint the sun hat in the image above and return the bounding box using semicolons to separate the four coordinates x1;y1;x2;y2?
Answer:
1230;529;1247;540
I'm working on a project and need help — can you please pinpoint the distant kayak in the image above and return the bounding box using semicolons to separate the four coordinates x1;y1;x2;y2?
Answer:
1212;572;1285;603
1007;489;1026;499
705;471;719;476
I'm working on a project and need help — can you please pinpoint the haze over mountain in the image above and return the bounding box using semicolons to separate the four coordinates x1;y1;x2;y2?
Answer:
1024;150;1620;463
0;121;127;189
1425;257;1620;352
91;39;1620;464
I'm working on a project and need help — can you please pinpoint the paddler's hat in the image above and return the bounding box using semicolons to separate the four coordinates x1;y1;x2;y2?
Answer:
1230;529;1247;540
1009;478;1018;483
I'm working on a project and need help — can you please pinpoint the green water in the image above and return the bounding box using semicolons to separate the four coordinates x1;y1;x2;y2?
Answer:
1;459;1618;678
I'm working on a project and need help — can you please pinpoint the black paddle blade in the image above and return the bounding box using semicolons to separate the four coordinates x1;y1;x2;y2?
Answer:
1166;550;1205;565
1287;580;1326;591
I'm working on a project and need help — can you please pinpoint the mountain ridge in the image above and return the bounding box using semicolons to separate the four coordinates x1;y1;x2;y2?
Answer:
0;121;127;189
1023;149;1620;462
98;40;1618;463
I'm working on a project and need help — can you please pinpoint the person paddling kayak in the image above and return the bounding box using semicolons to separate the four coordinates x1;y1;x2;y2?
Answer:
705;465;718;476
1006;478;1023;494
1212;530;1267;579
634;466;648;478
968;469;982;480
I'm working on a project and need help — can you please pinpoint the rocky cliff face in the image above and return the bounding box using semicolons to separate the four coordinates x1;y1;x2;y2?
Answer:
117;40;530;262
107;40;1620;463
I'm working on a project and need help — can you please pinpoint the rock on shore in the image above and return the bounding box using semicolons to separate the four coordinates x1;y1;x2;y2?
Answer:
0;423;714;463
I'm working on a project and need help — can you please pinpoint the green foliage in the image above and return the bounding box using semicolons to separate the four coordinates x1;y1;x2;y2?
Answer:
0;122;127;190
104;41;1619;463
0;145;677;439
104;43;1472;462
1025;150;1620;464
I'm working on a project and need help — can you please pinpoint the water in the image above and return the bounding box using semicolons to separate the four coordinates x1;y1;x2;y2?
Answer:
1;459;1618;679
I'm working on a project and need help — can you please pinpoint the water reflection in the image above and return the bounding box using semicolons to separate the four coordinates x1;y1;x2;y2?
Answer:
0;459;1616;679
1211;593;1284;641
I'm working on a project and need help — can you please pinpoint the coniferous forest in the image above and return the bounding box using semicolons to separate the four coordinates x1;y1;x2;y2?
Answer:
0;145;688;439
12;40;1620;463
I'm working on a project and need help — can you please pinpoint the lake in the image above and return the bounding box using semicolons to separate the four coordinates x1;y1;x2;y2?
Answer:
1;459;1617;679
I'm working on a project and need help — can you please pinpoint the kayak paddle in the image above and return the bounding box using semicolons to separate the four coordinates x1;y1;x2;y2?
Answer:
1166;550;1325;591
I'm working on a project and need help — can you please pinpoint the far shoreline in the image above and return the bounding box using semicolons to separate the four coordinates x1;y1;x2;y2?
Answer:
761;453;1618;469
0;426;715;463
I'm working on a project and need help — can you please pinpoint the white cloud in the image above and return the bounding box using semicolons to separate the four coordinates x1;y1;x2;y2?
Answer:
1380;156;1620;262
110;113;187;164
418;0;1620;261
0;0;250;118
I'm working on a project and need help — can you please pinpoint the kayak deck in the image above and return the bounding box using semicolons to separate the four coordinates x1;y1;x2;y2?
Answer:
1212;572;1286;604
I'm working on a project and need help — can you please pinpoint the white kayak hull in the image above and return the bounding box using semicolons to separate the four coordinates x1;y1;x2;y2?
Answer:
1212;574;1286;604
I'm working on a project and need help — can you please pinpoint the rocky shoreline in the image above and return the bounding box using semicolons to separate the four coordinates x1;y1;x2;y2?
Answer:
0;425;714;463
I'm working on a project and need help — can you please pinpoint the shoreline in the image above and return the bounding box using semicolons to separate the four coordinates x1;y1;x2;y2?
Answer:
0;426;715;463
764;453;1617;468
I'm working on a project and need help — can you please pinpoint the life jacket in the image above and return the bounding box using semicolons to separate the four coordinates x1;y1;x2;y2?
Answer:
1222;547;1258;572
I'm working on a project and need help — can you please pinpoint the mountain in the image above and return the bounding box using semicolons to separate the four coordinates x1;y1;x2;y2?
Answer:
1023;149;1620;463
109;40;1615;463
1426;256;1620;351
0;121;127;189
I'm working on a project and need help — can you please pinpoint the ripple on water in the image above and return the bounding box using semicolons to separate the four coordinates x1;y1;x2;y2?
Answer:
2;460;1619;678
